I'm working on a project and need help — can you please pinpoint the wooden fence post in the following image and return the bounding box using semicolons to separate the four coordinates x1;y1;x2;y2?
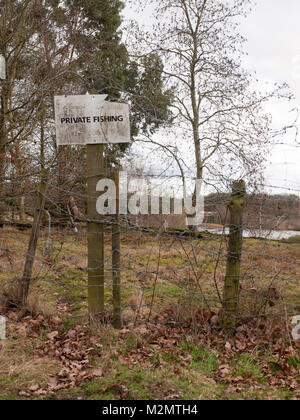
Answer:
20;171;48;306
87;144;104;318
112;170;121;329
220;180;246;335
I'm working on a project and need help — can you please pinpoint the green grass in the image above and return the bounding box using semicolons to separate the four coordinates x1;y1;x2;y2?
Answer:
234;354;266;383
67;362;223;401
180;343;219;374
288;356;300;369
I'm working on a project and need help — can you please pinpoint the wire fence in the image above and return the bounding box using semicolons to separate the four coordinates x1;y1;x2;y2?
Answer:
0;166;299;339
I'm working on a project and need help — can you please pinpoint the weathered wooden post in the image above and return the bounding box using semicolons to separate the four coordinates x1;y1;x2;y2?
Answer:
112;170;121;328
20;170;48;306
220;180;246;335
87;144;105;317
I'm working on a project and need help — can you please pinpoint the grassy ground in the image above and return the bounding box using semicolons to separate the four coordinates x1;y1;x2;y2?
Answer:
0;226;299;400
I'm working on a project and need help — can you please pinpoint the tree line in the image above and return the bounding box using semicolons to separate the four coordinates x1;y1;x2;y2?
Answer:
0;0;173;225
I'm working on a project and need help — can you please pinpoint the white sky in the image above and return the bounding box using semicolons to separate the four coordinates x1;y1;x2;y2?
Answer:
240;0;300;195
124;1;300;196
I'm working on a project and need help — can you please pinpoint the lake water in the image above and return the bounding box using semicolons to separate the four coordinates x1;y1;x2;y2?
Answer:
199;228;300;240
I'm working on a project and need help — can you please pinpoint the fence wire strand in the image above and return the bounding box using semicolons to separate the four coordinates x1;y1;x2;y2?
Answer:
0;166;299;333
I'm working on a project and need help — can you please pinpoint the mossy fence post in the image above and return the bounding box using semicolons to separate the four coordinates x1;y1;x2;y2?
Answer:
87;144;105;319
220;180;246;335
112;170;121;329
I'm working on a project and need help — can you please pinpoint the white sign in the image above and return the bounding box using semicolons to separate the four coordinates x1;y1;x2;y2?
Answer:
54;94;130;145
0;55;5;80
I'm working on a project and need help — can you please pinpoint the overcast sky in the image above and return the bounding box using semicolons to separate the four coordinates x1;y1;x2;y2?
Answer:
240;0;300;194
124;1;300;195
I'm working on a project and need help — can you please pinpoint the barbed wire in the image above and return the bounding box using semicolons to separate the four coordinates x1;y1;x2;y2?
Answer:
0;177;299;333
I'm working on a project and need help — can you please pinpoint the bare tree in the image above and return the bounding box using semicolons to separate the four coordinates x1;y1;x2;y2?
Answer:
128;0;292;191
0;0;41;223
